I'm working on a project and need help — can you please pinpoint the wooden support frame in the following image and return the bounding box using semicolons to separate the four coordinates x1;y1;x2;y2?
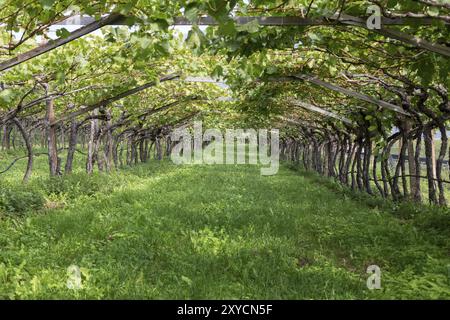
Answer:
51;73;180;125
272;74;411;116
288;98;353;125
0;14;125;72
0;13;448;72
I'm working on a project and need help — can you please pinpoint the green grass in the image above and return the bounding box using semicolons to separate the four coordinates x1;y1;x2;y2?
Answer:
0;149;449;299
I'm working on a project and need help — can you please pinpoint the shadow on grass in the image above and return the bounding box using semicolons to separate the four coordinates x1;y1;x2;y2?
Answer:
0;163;449;299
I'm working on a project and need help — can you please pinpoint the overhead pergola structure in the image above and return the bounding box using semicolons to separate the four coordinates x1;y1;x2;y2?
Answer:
1;12;449;72
52;73;181;125
287;99;353;125
0;2;448;207
56;13;450;57
267;74;411;116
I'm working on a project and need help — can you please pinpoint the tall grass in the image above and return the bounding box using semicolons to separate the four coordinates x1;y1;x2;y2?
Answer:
0;149;449;299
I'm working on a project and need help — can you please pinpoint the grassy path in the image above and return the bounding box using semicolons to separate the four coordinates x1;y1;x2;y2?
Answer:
0;161;449;299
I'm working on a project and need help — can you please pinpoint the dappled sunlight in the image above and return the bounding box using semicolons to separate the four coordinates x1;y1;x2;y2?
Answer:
1;160;449;299
0;0;449;301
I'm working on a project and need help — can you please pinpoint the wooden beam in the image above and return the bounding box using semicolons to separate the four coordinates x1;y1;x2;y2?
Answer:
2;13;447;72
376;27;450;57
290;74;411;116
58;15;449;57
51;73;179;125
0;14;125;72
57;14;445;26
337;14;450;57
277;115;323;130
175;76;229;88
288;98;353;125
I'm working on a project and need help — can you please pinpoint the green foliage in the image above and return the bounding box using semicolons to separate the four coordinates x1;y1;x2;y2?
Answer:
34;174;114;199
0;153;449;299
0;0;449;300
0;182;44;214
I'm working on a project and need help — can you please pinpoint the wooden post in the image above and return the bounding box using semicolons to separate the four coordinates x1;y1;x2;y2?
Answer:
86;110;98;174
431;129;437;179
405;121;417;197
45;85;59;176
